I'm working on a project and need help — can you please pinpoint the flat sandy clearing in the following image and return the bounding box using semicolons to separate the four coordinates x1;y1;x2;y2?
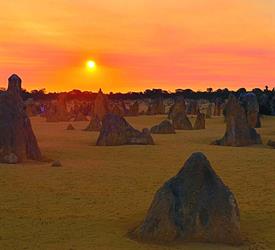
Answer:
0;115;274;250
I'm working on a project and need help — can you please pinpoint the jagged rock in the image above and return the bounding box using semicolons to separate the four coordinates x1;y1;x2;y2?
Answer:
193;111;206;130
93;89;109;121
130;152;241;245
150;120;175;134
0;74;42;162
212;95;262;146
66;124;75;130
172;112;193;130
83;114;101;131
96;114;154;146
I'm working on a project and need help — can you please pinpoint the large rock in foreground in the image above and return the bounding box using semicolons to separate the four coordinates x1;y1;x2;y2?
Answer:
130;152;241;245
96;114;154;146
212;95;262;146
150;120;175;134
0;74;42;163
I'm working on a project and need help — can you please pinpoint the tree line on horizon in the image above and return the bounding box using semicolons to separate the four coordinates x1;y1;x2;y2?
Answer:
1;85;274;115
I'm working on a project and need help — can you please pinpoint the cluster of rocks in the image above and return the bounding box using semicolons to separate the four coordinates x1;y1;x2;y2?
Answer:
167;99;206;130
212;95;262;147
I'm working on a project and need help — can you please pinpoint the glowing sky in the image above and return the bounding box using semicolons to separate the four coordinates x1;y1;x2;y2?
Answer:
0;0;274;92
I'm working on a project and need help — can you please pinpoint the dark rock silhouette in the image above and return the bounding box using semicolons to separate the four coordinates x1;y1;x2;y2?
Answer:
193;111;206;130
0;74;42;162
212;95;262;146
150;120;175;134
96;114;154;146
172;112;193;130
130;152;241;245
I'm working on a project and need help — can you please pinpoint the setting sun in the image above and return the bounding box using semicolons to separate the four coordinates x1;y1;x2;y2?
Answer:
86;60;96;70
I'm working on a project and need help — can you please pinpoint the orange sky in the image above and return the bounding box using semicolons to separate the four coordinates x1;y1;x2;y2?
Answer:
0;0;274;92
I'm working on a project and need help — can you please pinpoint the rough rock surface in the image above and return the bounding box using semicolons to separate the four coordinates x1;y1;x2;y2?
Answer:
150;120;175;134
147;96;165;115
172;112;193;130
212;95;262;146
193;111;206;130
0;74;42;162
130;152;241;245
45;94;70;122
96;114;154;146
83;114;102;131
168;99;186;120
240;93;261;128
93;89;109;121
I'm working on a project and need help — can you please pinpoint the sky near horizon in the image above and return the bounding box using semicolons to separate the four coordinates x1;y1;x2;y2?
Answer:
0;0;274;93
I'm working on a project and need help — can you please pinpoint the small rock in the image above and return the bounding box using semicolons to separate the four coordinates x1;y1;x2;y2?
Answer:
267;140;275;148
3;153;18;164
51;160;62;167
66;123;75;130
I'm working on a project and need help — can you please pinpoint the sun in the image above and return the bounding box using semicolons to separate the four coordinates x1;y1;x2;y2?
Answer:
86;60;96;70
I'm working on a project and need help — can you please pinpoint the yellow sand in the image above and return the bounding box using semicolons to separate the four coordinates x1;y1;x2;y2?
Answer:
0;115;274;250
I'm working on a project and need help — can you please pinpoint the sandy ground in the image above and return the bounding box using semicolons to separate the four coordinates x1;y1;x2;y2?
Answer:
0;115;274;250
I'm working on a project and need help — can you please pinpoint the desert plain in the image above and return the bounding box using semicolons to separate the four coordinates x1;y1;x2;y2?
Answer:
0;115;274;250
